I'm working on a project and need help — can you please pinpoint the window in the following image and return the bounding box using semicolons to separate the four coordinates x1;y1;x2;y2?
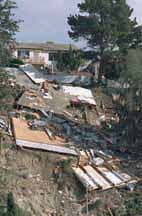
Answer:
49;53;57;61
18;49;30;59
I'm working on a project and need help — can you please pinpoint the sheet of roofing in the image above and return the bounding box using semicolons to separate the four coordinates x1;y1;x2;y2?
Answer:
83;165;111;190
17;88;70;115
97;167;123;185
78;96;96;106
20;64;46;84
72;167;98;191
16;140;77;156
61;86;93;98
61;86;96;105
46;74;92;87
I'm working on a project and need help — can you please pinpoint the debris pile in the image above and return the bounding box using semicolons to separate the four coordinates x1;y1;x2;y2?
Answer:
0;64;140;215
72;150;139;191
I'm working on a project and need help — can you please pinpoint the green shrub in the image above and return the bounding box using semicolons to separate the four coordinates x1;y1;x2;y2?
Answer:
8;58;24;67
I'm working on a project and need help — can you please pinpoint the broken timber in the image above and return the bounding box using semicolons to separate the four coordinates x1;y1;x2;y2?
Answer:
72;150;139;192
16;140;77;156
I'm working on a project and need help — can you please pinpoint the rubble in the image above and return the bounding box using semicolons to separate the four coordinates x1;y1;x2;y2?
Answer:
0;64;140;215
20;64;93;87
72;150;139;192
16;83;97;124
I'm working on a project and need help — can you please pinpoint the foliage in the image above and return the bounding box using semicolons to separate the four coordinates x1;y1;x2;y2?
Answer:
0;69;20;111
56;46;83;71
122;49;142;84
68;0;139;80
8;58;24;67
118;49;142;113
0;0;20;64
101;51;122;80
59;157;73;170
112;49;142;152
128;26;142;49
0;192;31;216
115;191;142;216
68;0;136;52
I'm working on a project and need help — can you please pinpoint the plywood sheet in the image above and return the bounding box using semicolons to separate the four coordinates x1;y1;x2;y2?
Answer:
12;117;64;145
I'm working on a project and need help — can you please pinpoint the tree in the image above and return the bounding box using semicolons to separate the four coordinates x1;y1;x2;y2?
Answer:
128;26;142;49
68;0;137;80
114;49;142;153
0;0;20;64
56;46;83;72
67;45;83;71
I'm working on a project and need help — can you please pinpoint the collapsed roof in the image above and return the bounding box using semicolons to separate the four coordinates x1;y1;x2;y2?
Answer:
17;84;96;115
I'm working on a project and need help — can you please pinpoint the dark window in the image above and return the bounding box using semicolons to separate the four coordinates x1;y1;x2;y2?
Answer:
49;53;57;61
18;49;30;58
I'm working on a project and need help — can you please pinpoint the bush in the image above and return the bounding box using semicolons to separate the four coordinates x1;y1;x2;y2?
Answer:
1;192;31;216
8;58;24;67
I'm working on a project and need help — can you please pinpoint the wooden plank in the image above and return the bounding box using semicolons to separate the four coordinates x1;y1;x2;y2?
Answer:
16;139;77;156
72;167;98;191
97;166;122;185
84;165;111;190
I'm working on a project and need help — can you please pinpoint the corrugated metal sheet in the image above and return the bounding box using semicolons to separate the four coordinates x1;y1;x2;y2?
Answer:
20;64;46;84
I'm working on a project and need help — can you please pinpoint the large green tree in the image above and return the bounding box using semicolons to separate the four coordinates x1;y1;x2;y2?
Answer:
0;0;20;64
113;49;142;154
68;0;137;80
56;46;83;72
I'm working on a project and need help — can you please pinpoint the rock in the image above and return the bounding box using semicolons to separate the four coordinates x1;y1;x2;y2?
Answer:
16;169;29;179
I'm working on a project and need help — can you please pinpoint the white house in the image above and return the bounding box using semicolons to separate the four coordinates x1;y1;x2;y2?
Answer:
13;41;77;67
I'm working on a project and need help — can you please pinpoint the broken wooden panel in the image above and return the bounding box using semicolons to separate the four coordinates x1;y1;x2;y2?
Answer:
97;167;123;185
16;140;77;156
83;165;112;190
72;167;99;191
72;150;139;192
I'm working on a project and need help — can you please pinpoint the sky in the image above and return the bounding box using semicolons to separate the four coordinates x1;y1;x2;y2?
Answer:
14;0;142;46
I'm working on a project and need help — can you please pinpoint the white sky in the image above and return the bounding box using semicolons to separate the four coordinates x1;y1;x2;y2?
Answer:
14;0;142;45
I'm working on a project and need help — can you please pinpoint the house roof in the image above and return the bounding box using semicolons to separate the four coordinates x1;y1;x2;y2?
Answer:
15;41;78;51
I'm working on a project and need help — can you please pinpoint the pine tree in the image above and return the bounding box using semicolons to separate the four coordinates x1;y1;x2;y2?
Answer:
68;0;137;80
0;0;20;64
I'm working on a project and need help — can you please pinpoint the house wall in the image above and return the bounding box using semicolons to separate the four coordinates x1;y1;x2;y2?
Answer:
39;51;49;65
13;49;58;70
14;49;52;65
13;50;18;58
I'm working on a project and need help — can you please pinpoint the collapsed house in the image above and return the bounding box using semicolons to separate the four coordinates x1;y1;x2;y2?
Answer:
17;83;96;117
72;150;139;191
5;63;140;199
